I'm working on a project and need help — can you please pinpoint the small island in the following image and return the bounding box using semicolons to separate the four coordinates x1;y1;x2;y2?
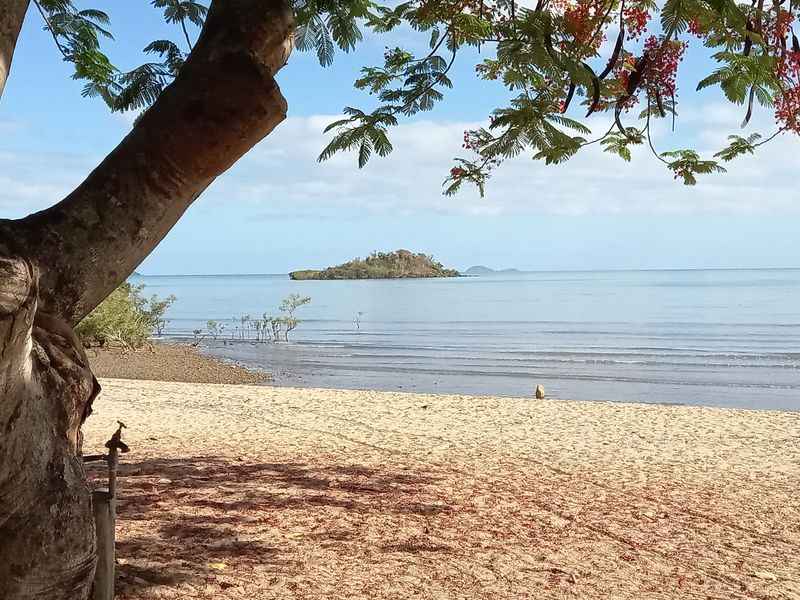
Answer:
290;249;460;280
462;265;523;276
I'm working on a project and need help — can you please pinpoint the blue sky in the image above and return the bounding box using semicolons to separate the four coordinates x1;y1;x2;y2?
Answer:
1;3;799;274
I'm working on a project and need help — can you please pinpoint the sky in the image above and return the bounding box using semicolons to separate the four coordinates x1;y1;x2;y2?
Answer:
1;3;799;274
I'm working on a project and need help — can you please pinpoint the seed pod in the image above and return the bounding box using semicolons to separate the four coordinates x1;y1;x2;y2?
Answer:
655;90;666;118
743;20;754;56
626;53;649;96
544;30;560;66
599;27;625;80
671;90;676;131
583;63;601;117
614;100;628;135
741;86;755;128
562;81;576;113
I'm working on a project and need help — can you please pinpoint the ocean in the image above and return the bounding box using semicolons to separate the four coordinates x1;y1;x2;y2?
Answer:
133;269;800;410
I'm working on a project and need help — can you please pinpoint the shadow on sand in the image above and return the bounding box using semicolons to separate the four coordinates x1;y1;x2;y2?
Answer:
102;456;453;596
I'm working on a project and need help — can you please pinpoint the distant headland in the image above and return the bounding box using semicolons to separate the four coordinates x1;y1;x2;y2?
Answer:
462;265;523;276
290;250;460;280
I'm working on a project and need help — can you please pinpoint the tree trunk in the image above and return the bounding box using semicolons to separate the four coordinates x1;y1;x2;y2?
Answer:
0;257;99;599
0;2;294;598
0;0;29;98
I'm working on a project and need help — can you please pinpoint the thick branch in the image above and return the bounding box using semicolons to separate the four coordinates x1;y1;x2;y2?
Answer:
4;0;294;324
0;0;29;100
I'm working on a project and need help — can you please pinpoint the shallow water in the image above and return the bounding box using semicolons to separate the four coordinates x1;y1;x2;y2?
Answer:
135;269;800;410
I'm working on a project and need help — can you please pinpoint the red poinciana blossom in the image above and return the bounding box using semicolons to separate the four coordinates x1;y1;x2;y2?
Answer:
641;36;687;98
563;0;607;53
763;7;800;132
775;50;800;132
623;5;650;40
775;86;800;132
767;9;794;46
687;17;704;37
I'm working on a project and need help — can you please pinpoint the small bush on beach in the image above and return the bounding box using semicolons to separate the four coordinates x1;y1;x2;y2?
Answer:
76;283;176;349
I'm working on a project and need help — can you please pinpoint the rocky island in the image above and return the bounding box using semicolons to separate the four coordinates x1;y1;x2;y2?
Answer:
290;250;460;280
462;265;523;276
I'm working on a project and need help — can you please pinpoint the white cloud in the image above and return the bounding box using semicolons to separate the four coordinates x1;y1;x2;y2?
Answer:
202;110;800;219
3;108;798;222
0;150;98;217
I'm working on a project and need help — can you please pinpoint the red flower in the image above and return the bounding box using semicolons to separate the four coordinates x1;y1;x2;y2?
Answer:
641;36;687;97
623;6;650;40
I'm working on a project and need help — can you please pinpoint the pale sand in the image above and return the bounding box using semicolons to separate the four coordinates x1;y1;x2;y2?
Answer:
83;379;800;600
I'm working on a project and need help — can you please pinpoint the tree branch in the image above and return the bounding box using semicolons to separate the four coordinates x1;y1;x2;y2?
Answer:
32;0;69;59
3;0;295;325
0;0;30;100
180;17;194;52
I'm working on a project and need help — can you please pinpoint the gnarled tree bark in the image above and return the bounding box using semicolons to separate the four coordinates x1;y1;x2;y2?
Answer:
0;2;293;598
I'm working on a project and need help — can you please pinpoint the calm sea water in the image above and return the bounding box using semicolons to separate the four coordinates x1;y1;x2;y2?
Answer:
134;269;800;410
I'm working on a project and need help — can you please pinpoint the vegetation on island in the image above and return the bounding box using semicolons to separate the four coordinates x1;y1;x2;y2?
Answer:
290;250;460;280
76;283;176;350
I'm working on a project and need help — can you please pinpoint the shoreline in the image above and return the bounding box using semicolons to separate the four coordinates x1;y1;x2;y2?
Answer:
87;343;270;385
93;340;800;412
83;379;800;599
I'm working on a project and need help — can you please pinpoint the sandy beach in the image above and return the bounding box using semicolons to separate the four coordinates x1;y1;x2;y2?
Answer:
83;379;800;600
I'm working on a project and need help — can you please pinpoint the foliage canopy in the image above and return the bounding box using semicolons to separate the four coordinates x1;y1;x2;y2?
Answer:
33;0;799;192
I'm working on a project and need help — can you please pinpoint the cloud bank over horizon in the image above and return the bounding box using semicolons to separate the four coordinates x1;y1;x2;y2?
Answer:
3;106;798;223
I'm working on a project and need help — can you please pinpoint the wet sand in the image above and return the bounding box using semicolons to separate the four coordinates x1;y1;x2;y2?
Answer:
88;343;270;385
83;379;800;599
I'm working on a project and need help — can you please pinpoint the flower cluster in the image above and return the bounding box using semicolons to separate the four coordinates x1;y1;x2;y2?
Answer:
760;7;800;132
450;166;466;177
687;17;704;37
775;49;800;132
562;0;607;53
765;9;794;46
461;129;503;168
462;130;482;152
775;87;800;132
641;36;687;98
623;6;650;40
777;48;800;80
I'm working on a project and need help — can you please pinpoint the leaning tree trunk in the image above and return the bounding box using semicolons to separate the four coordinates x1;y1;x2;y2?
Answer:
0;257;100;598
0;2;293;598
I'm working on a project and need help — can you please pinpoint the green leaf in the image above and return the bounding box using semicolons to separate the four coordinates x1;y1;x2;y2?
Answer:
713;133;762;161
358;138;372;168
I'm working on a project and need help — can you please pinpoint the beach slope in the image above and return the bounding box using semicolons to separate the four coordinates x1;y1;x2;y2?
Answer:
83;381;800;599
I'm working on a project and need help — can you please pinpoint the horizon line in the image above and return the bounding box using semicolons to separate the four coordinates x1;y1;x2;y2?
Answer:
132;265;800;278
